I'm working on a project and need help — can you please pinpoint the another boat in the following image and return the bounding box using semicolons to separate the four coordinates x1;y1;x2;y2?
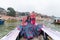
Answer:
53;17;60;24
0;18;4;25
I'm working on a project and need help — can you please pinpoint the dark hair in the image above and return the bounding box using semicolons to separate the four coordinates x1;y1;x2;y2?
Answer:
27;15;31;20
26;15;31;23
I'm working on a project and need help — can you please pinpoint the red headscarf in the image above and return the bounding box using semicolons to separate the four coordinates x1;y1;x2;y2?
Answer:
30;12;36;25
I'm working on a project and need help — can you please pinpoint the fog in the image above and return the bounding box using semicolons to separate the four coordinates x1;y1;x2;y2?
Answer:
0;0;60;17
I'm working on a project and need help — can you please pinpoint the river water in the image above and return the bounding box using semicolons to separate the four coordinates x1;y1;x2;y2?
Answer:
0;20;60;39
37;19;60;32
0;21;21;39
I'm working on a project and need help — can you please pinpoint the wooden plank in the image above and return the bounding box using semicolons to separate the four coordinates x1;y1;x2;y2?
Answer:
42;27;60;40
0;28;20;40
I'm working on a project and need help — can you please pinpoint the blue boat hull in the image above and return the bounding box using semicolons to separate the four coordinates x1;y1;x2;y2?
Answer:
0;20;4;25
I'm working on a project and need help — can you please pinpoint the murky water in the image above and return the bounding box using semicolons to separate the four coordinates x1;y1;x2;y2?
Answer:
0;20;60;39
0;21;21;39
37;20;60;32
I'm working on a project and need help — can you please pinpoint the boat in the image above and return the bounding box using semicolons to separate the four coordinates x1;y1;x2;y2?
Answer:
53;17;60;24
1;24;60;40
0;18;4;25
0;23;44;40
0;27;20;40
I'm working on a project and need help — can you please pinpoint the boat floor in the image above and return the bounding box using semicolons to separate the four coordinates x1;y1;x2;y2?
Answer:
20;35;44;40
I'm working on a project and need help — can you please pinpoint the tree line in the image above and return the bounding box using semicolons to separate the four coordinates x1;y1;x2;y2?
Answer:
7;7;16;17
0;7;16;17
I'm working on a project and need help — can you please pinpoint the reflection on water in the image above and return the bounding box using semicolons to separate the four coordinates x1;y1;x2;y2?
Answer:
0;21;21;39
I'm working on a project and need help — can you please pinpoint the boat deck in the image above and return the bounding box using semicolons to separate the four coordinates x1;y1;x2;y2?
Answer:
20;35;43;40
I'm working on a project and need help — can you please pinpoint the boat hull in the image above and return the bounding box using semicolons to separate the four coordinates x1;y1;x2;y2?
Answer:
0;19;4;25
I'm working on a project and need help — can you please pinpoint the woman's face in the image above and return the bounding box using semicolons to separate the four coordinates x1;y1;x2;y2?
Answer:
22;16;27;22
30;13;36;18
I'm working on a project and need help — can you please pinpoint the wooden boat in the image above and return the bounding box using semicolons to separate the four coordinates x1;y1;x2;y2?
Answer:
0;28;20;40
1;24;60;40
0;23;43;40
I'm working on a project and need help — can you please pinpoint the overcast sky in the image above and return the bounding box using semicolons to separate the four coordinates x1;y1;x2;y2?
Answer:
0;0;60;17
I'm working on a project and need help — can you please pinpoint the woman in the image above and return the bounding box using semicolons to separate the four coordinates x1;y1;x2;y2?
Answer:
16;16;27;40
30;13;42;37
18;16;33;40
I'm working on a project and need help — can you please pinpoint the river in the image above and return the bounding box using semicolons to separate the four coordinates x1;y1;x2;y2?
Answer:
0;20;60;39
0;21;21;39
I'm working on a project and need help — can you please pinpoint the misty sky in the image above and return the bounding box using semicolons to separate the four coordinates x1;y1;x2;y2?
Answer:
0;0;60;17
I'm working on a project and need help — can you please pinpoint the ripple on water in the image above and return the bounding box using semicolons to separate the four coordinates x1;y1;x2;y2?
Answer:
37;20;60;32
0;20;60;39
0;21;21;39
